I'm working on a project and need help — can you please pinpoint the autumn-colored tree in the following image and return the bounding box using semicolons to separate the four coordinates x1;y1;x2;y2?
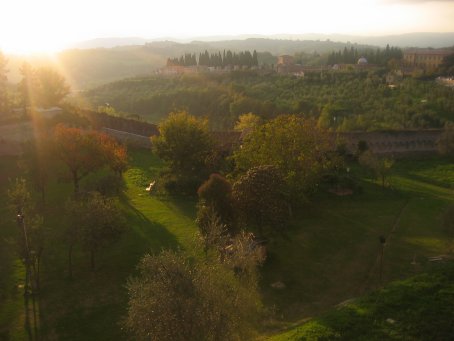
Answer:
53;125;106;195
100;134;128;177
233;115;335;203
53;125;126;195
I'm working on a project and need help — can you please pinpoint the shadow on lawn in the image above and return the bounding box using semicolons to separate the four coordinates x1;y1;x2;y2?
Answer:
36;193;182;341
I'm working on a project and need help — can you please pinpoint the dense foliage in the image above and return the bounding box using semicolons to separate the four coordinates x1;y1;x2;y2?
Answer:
152;112;214;193
125;250;261;341
167;49;259;68
84;71;454;130
327;45;403;65
232;165;289;235
233;116;335;202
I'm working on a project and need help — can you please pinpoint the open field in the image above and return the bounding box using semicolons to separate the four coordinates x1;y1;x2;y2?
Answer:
1;150;453;339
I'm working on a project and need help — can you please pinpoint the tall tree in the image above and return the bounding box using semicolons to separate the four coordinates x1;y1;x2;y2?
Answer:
359;150;394;188
152;112;214;192
66;192;125;272
34;67;70;107
19;133;52;203
0;51;9;115
232;165;289;235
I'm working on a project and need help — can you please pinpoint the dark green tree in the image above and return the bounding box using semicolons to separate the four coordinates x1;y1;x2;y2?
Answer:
66;192;125;271
152;112;214;192
233;115;335;203
232;165;289;235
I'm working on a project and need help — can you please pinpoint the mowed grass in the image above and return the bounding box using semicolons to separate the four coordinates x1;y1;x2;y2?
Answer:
0;149;198;340
1;151;453;340
264;156;454;338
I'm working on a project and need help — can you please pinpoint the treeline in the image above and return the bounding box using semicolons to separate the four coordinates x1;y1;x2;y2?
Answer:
167;50;259;68
84;71;454;131
327;45;403;65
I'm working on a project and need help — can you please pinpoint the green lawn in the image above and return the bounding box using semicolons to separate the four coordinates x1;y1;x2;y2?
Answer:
1;151;453;340
269;262;454;341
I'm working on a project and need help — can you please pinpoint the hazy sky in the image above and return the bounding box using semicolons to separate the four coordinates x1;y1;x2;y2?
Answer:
1;0;453;53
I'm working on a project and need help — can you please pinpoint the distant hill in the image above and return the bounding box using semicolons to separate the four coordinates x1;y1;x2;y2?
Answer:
71;32;454;49
4;33;453;90
72;37;151;49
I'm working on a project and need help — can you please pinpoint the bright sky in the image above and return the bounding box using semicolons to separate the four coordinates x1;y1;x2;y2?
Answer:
1;0;453;54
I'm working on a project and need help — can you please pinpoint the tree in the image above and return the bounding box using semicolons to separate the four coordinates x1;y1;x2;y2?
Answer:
8;178;45;292
100;134;128;177
0;51;9;115
66;192;125;272
18;62;35;110
234;112;262;132
443;205;454;253
197;173;234;228
438;123;454;157
19;133;52;203
18;65;70;109
359;150;394;188
152;112;214;192
233;115;335;203
223;230;266;281
124;249;261;341
34;67;70;107
53;124;123;195
232;165;289;235
196;206;229;256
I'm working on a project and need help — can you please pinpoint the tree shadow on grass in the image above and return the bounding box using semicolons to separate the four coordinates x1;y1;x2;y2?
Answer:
38;193;181;341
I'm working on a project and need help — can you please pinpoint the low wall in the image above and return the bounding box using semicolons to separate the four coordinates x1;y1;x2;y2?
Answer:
101;127;152;148
337;130;443;155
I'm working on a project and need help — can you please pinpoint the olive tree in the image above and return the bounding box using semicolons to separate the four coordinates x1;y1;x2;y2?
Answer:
124;250;261;341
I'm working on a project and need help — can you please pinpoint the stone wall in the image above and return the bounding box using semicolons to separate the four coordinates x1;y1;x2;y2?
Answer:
337;130;443;155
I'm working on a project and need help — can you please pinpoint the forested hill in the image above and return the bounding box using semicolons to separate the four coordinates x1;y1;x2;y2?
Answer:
82;72;454;131
6;39;375;89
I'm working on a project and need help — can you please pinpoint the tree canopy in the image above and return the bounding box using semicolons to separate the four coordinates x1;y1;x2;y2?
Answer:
125;249;261;341
233;115;336;202
152;112;214;192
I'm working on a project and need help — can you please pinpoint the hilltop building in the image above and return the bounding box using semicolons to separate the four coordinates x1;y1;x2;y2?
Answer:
403;49;452;69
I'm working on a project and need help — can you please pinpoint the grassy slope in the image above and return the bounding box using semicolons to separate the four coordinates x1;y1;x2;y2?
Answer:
1;151;453;340
266;157;454;339
269;263;454;341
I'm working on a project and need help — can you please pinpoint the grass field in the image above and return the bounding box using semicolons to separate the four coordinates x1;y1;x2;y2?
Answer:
1;150;453;340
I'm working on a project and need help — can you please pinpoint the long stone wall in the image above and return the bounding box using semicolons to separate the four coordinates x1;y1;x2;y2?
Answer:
337;130;443;155
101;127;152;148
